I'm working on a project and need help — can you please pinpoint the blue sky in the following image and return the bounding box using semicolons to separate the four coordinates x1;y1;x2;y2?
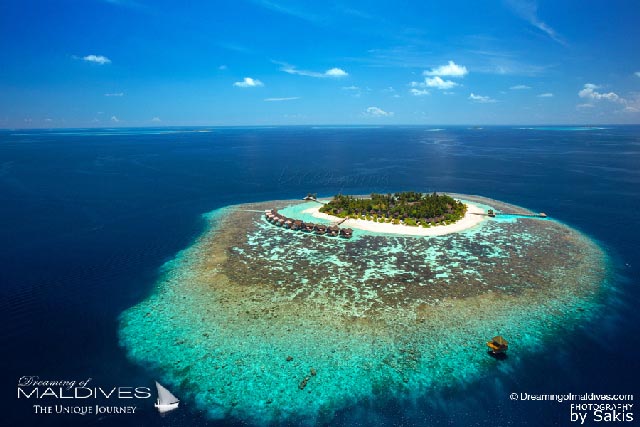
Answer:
1;0;639;127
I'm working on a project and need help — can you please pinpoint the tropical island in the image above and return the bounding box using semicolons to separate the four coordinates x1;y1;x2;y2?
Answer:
319;192;467;227
263;192;481;238
298;191;484;236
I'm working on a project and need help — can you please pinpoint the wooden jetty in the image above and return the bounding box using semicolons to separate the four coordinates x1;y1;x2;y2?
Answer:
478;210;548;219
500;212;547;218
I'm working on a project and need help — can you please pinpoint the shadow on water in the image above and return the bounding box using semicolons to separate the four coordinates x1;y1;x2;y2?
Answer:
487;351;509;361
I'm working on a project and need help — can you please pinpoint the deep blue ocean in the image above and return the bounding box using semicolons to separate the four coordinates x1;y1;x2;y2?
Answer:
1;126;638;426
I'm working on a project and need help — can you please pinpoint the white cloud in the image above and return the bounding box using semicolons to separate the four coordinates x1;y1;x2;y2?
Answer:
578;83;623;103
264;97;300;102
279;63;348;78
44;118;53;123
324;67;348;77
410;77;457;91
424;76;458;89
423;60;468;77
110;115;120;122
621;93;640;113
538;92;553;98
342;86;360;91
410;88;430;96
469;93;497;103
233;77;264;88
411;62;464;93
363;106;394;117
82;55;111;65
218;65;228;70
151;117;161;122
104;92;124;97
635;72;640;78
576;103;594;109
577;83;639;113
510;84;531;90
506;0;565;45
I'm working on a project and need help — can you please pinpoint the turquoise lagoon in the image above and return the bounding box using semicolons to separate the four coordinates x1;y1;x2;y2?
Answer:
119;195;609;424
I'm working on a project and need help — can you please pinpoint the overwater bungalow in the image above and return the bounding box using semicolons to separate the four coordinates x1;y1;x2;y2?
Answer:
488;209;496;218
340;228;353;238
315;224;327;235
264;208;351;239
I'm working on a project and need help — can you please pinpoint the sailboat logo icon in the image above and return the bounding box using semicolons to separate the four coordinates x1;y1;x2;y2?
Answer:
154;381;179;413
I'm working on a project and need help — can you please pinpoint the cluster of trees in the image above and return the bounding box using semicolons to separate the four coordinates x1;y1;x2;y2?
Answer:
320;192;466;226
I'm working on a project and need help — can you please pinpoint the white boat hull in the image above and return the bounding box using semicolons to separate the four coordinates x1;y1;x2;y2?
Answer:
155;402;179;413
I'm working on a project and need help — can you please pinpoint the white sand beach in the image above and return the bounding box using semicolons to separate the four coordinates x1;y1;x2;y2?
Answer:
302;202;487;236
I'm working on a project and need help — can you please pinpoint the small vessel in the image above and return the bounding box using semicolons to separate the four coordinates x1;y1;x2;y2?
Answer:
487;209;496;218
487;335;508;354
154;381;179;413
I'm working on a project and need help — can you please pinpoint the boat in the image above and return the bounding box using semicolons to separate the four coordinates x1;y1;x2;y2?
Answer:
154;381;179;413
487;335;508;354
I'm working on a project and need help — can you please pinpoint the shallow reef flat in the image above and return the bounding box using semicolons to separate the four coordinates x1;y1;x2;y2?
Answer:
119;195;609;424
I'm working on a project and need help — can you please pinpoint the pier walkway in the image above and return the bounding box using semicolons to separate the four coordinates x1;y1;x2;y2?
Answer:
472;211;548;218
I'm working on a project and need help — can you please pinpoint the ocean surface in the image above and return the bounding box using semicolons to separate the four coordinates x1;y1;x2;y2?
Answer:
1;126;638;426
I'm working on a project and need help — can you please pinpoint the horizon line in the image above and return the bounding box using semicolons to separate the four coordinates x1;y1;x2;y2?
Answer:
2;123;639;131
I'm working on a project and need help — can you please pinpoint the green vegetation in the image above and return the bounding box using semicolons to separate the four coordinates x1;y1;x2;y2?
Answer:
320;192;467;226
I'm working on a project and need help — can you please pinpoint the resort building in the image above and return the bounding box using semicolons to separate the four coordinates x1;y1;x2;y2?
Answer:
264;209;352;238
